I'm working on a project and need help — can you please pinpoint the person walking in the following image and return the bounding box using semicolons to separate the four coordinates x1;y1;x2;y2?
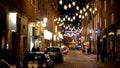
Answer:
32;46;37;52
100;49;105;62
1;44;10;64
15;55;20;68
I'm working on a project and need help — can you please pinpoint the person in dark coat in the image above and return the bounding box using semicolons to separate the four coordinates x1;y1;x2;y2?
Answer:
36;47;40;51
100;49;105;62
1;44;10;64
32;46;37;52
16;55;20;68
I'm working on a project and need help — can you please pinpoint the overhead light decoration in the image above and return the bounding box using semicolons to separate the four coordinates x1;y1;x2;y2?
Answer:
71;19;73;22
86;5;89;9
82;16;84;19
83;8;86;12
85;12;88;16
63;18;65;21
68;17;70;21
59;0;63;5
95;7;97;11
68;3;72;8
72;1;76;6
73;16;76;20
76;13;78;16
92;10;95;14
64;5;67;10
65;15;68;18
58;17;61;21
79;15;82;18
57;21;59;24
89;8;92;12
80;10;83;14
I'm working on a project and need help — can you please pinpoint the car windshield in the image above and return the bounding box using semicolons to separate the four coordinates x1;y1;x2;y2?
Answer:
23;53;46;61
47;48;60;52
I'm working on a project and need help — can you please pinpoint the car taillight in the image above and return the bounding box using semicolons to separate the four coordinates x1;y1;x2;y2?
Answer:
43;62;46;67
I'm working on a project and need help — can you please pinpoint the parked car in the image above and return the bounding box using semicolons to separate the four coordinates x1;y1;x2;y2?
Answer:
0;58;11;68
47;47;64;63
20;52;54;68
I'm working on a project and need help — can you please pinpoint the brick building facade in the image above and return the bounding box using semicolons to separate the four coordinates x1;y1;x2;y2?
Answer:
0;0;59;63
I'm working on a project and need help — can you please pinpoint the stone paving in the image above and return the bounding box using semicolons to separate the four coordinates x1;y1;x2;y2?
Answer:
11;50;120;68
55;50;120;68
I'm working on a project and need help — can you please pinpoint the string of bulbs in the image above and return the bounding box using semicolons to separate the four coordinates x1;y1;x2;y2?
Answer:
56;0;97;33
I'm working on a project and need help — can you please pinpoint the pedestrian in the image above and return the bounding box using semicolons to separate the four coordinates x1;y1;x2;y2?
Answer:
32;46;37;52
16;55;20;68
1;44;10;64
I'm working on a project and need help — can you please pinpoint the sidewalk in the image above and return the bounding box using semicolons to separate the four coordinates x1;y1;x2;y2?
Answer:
83;53;120;68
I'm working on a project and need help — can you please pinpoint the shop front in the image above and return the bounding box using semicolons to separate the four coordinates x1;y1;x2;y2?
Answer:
106;24;115;62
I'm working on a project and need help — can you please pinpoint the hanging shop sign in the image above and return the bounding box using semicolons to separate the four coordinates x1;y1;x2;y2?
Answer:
108;32;114;36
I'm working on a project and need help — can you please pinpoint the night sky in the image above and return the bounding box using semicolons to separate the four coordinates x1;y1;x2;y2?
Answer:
58;0;86;15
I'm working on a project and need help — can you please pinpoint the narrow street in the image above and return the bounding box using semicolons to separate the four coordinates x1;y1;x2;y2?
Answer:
55;50;120;68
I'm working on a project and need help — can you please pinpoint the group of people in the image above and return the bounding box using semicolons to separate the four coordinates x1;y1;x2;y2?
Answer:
99;48;115;63
32;46;40;52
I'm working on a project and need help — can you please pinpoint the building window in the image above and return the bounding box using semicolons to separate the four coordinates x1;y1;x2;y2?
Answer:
104;0;106;11
104;18;107;28
111;13;114;24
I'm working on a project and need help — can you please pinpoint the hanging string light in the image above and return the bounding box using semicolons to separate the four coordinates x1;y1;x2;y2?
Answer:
80;10;82;14
94;7;97;11
56;2;98;32
79;15;82;18
59;0;63;5
64;5;68;10
73;16;76;20
76;6;79;10
89;8;92;12
85;12;88;16
72;1;76;6
76;13;78;16
86;4;89;9
83;8;86;12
